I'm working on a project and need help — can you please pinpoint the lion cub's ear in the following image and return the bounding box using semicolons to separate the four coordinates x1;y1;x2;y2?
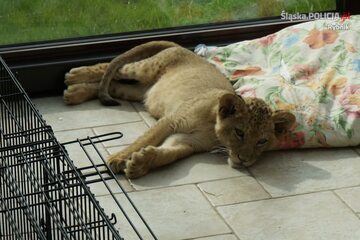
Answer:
272;110;296;137
219;94;247;119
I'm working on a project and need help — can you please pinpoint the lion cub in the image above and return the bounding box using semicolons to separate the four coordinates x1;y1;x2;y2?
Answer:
64;41;295;178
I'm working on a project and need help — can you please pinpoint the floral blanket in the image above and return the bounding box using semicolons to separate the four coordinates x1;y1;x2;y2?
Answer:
195;16;360;149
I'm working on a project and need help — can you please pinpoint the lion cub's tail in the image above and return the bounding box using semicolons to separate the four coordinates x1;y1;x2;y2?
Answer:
99;41;179;106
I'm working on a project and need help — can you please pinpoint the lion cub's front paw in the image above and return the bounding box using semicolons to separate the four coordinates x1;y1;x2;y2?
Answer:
125;146;158;179
107;154;128;174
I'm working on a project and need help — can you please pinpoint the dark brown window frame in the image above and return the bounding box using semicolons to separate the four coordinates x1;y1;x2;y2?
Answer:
0;19;309;95
0;0;357;95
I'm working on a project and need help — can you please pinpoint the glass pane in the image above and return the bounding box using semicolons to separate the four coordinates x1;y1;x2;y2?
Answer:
0;0;336;46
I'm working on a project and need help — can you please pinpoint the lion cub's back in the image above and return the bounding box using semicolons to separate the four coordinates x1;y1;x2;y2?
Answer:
145;58;233;118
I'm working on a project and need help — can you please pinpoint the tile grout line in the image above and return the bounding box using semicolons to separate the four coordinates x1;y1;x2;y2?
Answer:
95;184;238;237
130;102;154;128
332;190;360;218
128;177;360;196
105;144;132;150
90;118;146;129
53;119;145;133
195;184;240;240
247;168;273;198
196;174;250;185
182;233;240;240
129;174;251;192
352;147;360;156
215;184;360;208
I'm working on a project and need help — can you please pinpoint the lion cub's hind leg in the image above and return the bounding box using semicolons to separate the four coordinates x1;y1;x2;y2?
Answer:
64;83;99;105
63;61;148;105
65;63;109;86
116;47;186;85
64;81;147;105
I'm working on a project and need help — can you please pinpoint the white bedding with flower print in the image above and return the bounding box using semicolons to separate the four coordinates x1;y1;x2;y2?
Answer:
195;16;360;149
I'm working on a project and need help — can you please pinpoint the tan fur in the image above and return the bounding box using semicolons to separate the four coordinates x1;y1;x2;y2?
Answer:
64;41;295;179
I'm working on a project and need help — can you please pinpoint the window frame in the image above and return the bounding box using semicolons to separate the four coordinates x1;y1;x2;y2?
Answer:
0;0;357;95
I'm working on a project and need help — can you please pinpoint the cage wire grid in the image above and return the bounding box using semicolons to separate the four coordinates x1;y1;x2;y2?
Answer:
0;57;157;240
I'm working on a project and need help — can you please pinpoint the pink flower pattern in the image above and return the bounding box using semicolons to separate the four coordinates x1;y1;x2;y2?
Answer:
339;84;360;119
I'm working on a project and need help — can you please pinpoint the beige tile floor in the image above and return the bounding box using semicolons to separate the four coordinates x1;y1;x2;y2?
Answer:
32;96;360;240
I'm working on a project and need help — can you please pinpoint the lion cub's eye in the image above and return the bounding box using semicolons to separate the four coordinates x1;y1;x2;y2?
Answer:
256;138;268;146
234;128;244;141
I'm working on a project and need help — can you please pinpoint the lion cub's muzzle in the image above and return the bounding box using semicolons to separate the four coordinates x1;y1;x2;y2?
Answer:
227;154;257;168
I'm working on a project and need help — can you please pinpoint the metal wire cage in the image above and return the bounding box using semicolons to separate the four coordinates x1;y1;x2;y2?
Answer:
0;57;156;240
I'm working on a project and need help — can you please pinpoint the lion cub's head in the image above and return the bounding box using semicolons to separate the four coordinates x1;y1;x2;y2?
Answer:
215;94;295;168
